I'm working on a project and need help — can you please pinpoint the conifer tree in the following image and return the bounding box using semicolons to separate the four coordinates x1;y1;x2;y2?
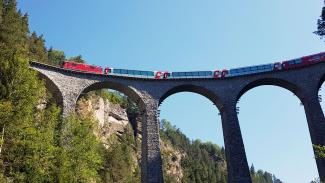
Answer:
315;1;325;38
28;31;48;63
68;55;85;63
59;113;103;183
47;47;65;66
0;0;61;181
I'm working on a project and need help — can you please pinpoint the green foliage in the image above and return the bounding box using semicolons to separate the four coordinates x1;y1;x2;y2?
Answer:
0;1;63;182
100;124;140;183
95;90;128;107
58;113;103;183
315;4;325;39
160;119;227;183
68;55;85;63
94;89;140;115
314;144;325;159
28;31;48;63
47;48;65;66
250;165;282;183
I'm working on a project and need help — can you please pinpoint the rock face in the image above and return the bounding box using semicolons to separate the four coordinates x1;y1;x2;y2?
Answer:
77;95;131;148
78;93;224;183
161;140;185;182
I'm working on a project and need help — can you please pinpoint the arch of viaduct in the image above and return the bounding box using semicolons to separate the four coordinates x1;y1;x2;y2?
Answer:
30;61;325;183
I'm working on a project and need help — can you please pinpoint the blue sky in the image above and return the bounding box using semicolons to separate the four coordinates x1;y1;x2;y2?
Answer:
18;1;325;182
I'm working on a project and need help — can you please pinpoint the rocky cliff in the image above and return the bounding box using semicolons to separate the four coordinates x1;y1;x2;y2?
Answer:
76;92;188;182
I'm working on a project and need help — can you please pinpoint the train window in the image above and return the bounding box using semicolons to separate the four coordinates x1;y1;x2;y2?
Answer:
250;66;258;71
198;71;205;76
312;56;320;60
243;67;250;72
134;70;140;75
258;65;264;70
121;69;127;74
148;72;154;76
263;65;271;69
230;69;235;73
295;59;302;64
288;61;295;65
172;72;178;77
127;70;134;75
206;71;212;76
185;72;192;76
192;72;199;76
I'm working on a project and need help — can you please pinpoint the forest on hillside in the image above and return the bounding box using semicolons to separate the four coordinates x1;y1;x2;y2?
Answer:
0;0;324;182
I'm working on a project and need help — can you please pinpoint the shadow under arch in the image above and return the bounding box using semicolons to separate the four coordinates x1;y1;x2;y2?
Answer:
237;78;303;103
35;71;64;107
317;73;325;92
78;81;146;112
159;84;223;111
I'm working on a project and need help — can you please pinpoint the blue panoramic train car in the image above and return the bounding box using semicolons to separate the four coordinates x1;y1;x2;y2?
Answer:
111;68;155;78
171;71;213;78
228;64;274;77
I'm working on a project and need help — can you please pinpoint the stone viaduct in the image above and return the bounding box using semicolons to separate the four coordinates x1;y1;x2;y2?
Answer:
30;61;325;183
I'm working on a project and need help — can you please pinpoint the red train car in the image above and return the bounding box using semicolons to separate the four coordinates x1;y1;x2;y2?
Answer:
62;61;103;74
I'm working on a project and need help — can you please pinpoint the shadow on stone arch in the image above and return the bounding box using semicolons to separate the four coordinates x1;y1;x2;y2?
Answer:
78;81;146;111
35;70;64;107
237;78;303;103
159;84;224;111
77;80;147;139
317;73;325;92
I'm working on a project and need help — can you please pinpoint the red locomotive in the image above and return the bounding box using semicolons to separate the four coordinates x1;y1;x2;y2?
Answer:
62;61;103;74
